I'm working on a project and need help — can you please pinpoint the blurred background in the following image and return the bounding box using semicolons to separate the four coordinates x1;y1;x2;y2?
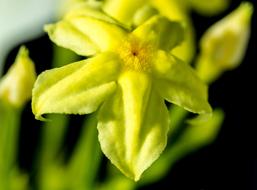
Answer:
1;0;256;189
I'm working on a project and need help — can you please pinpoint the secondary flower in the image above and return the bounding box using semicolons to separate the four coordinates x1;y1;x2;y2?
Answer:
32;4;211;180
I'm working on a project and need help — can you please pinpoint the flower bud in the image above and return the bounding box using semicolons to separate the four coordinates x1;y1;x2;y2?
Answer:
196;2;253;83
0;46;36;108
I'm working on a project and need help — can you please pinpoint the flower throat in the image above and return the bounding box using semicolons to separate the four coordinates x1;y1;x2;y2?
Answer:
118;36;154;72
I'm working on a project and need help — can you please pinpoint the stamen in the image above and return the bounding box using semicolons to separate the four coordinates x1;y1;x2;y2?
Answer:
118;36;154;72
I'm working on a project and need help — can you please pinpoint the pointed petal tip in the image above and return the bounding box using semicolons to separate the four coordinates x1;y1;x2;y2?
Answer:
239;2;253;24
200;102;213;115
119;169;141;182
43;24;52;33
117;165;143;182
196;102;212;115
241;2;254;14
17;45;29;56
181;101;212;115
133;174;141;182
35;113;47;121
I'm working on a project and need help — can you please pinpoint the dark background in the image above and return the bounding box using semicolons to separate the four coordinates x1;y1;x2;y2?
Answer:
3;0;257;189
152;0;257;189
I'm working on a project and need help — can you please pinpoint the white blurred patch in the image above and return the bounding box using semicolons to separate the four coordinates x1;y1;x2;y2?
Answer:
0;0;64;75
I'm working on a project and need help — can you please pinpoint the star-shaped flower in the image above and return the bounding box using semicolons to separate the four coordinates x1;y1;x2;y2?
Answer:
32;4;211;180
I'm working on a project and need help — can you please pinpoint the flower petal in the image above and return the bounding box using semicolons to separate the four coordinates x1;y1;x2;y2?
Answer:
189;0;229;16
45;21;99;57
32;53;120;120
152;50;212;114
132;15;184;51
97;71;169;181
151;0;195;63
45;3;128;56
103;0;148;24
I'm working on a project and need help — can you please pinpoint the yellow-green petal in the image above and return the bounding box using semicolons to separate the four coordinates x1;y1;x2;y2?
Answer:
45;22;99;56
152;50;211;114
45;3;128;56
133;4;158;26
188;0;230;16
32;53;120;120
0;46;36;108
132;15;184;51
103;0;148;25
97;71;169;181
151;0;195;63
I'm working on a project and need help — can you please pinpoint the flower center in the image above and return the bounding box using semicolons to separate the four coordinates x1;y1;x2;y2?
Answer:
118;36;154;72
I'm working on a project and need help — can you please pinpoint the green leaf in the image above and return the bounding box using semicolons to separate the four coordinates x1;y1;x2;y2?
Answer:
45;3;128;56
68;114;102;189
97;71;169;181
133;15;184;51
152;50;211;114
32;52;120;120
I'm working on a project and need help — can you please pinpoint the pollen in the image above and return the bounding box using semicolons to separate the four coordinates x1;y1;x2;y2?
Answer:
118;36;154;72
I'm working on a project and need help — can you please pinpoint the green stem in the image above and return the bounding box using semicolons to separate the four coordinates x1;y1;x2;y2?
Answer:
168;105;188;136
40;115;68;164
0;101;21;189
67;113;102;190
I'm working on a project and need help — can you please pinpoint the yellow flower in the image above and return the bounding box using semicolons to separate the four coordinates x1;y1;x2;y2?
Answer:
32;4;211;180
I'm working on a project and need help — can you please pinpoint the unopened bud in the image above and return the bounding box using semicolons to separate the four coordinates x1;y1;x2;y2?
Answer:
0;46;36;108
196;2;253;83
